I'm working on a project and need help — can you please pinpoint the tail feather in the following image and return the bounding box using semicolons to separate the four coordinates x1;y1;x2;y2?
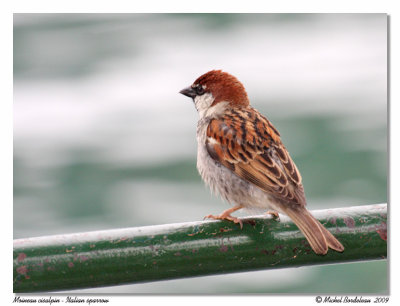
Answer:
316;221;345;252
283;207;344;255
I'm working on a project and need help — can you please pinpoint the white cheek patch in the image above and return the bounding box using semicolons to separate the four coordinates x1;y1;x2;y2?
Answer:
194;93;230;119
194;93;214;117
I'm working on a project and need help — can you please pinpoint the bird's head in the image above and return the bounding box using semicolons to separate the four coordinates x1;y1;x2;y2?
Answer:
180;70;249;117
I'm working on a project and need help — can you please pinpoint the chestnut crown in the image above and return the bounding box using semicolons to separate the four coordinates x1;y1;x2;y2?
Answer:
181;70;250;107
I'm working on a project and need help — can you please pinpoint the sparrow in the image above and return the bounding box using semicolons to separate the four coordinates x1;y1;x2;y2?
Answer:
180;70;344;255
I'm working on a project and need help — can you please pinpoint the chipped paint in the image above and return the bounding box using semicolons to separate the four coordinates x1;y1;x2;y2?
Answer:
219;240;229;252
344;217;355;228
187;225;203;237
376;222;387;241
13;204;387;293
79;255;89;262
219;245;228;252
113;237;128;244
16;265;28;275
17;253;27;262
66;246;76;253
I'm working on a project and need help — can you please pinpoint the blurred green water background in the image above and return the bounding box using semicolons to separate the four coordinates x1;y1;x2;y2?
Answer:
13;13;387;294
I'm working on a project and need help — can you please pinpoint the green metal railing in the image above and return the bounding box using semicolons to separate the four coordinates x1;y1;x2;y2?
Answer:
13;204;387;292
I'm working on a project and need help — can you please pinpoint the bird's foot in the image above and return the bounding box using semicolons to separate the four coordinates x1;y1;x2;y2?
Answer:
266;210;280;221
204;213;243;229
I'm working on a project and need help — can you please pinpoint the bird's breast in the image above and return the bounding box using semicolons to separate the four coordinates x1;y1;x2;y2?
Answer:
196;118;277;210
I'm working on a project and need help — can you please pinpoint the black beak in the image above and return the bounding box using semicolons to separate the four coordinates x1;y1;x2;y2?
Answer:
179;86;197;99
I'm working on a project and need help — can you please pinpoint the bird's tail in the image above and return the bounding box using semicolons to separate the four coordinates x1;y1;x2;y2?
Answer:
282;206;344;255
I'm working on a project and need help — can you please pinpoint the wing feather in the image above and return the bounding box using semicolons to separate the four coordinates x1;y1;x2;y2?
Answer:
206;107;305;206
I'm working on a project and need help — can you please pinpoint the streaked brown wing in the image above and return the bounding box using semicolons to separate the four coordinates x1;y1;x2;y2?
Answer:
205;107;306;206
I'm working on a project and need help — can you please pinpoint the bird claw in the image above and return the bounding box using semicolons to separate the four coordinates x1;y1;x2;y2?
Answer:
266;211;280;221
204;214;243;229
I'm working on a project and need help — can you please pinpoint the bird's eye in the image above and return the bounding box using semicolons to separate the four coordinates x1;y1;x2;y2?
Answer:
196;85;205;95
